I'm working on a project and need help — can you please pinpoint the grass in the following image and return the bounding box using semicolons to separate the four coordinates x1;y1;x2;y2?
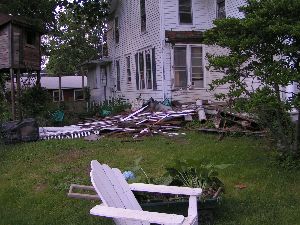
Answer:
0;132;300;225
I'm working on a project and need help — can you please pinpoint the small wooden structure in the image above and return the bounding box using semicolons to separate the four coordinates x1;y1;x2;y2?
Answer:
0;13;44;119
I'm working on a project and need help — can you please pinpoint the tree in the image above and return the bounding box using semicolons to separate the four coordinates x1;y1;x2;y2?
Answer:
46;0;109;74
204;0;300;158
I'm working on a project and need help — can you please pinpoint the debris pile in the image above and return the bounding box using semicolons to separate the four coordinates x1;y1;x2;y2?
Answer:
39;101;197;140
39;99;265;141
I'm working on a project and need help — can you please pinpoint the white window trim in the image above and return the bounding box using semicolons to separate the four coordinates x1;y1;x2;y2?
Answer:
178;0;194;26
136;48;154;91
53;90;64;102
74;89;84;101
172;44;206;90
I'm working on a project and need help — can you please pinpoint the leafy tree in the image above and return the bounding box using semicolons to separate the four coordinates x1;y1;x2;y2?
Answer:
204;0;300;158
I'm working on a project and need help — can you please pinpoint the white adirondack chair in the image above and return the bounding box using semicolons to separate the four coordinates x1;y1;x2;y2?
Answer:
90;160;202;225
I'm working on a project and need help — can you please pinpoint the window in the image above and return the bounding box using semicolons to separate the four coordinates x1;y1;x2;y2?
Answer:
116;60;121;91
101;67;108;86
173;45;204;89
179;0;193;24
145;50;152;89
26;30;36;45
136;49;154;90
114;17;119;43
191;47;204;87
140;0;146;32
174;47;188;88
53;90;64;102
74;90;84;101
126;56;132;83
217;0;226;19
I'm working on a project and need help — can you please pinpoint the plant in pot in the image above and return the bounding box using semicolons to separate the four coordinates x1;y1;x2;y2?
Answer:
126;158;231;225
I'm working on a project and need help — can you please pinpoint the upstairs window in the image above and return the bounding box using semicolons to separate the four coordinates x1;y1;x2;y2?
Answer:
114;17;119;44
140;0;146;32
217;0;226;19
179;0;193;24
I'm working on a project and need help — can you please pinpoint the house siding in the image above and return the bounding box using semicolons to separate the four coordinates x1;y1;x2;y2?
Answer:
107;0;164;102
0;25;9;69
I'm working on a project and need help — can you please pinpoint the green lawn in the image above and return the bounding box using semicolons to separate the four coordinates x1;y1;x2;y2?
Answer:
0;132;300;225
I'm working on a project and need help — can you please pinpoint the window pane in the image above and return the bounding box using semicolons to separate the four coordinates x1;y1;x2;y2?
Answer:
74;90;84;101
140;0;146;32
116;61;121;91
126;56;131;82
174;70;188;88
145;51;152;89
179;0;192;24
191;47;204;88
217;0;226;19
174;47;187;67
139;52;145;89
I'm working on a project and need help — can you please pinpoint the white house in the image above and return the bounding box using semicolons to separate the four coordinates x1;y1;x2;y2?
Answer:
86;0;298;110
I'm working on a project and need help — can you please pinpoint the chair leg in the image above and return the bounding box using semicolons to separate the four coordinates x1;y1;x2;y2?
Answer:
188;196;198;225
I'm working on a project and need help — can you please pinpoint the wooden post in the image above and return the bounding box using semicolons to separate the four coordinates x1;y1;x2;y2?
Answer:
81;68;86;101
10;68;16;120
16;69;22;120
36;70;41;87
58;74;62;108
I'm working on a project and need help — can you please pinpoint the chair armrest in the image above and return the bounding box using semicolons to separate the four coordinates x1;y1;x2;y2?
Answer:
90;205;185;225
129;183;202;196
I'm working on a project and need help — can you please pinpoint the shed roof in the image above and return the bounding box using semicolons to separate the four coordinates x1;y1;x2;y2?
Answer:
0;13;45;33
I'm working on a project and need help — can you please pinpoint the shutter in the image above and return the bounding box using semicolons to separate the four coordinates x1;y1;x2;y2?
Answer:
135;53;139;90
152;48;157;90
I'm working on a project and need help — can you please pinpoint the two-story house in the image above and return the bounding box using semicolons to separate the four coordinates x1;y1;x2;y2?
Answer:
86;0;246;104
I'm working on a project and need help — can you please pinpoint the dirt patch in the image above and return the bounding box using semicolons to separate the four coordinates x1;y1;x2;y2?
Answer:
34;183;48;192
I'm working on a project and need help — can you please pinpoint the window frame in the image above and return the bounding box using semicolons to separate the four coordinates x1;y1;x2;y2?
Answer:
74;89;84;101
216;0;226;19
178;0;193;25
173;44;205;89
126;55;132;83
136;48;153;90
53;90;64;102
116;60;121;91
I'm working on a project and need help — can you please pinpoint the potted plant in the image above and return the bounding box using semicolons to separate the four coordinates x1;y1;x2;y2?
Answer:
125;158;231;225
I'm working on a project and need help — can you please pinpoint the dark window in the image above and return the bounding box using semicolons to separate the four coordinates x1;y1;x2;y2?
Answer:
145;50;152;89
174;46;188;88
53;90;64;102
217;0;226;19
140;0;146;32
26;31;36;45
116;60;121;91
179;0;192;24
74;90;84;101
126;56;131;83
114;17;119;43
139;52;145;89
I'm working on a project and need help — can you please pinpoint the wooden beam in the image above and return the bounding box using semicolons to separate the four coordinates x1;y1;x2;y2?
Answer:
16;69;22;120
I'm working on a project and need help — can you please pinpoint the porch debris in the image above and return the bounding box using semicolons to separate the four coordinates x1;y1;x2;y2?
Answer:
38;98;264;141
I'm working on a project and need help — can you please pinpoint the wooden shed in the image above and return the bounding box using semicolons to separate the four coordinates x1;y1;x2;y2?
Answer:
0;13;44;73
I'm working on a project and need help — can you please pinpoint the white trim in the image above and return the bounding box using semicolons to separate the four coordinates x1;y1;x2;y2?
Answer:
53;90;64;102
172;44;206;90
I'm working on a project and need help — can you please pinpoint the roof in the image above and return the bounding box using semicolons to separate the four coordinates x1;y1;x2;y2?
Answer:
79;58;112;67
41;76;87;90
0;13;45;33
6;76;87;90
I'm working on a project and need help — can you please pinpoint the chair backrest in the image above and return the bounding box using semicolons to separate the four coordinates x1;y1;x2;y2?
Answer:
90;160;149;225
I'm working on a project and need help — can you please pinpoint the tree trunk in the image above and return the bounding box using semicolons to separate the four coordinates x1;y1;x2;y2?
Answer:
36;71;41;87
